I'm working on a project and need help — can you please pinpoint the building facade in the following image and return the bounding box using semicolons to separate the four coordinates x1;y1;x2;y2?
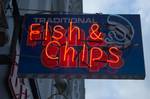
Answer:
0;0;85;99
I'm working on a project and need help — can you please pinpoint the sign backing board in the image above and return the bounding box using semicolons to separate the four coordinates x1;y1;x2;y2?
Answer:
18;14;145;79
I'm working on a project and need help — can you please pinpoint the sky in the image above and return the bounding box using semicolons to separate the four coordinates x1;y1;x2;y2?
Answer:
83;0;150;99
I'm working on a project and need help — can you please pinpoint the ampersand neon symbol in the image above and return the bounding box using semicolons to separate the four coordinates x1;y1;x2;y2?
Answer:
90;23;103;40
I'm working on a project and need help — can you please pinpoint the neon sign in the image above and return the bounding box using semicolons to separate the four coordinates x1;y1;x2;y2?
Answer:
18;14;145;79
27;19;123;72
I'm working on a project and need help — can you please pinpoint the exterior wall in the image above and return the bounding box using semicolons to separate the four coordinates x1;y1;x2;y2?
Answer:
68;0;83;13
0;65;10;99
70;79;85;99
51;0;83;13
9;41;34;99
0;0;34;98
17;0;85;99
0;0;15;98
36;79;53;99
47;79;85;99
0;0;85;99
17;0;52;14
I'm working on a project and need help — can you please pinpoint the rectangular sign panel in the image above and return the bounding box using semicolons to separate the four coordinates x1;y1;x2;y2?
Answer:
18;14;145;79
